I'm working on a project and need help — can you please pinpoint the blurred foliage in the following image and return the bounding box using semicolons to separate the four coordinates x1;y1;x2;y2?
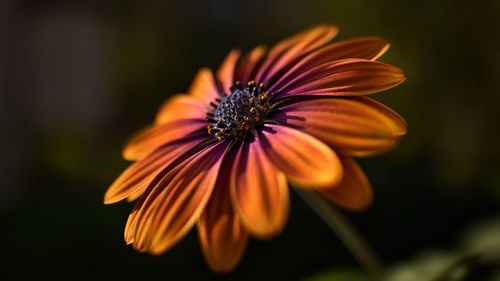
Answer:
384;216;500;281
461;216;500;260
303;269;369;281
306;216;500;281
385;251;477;281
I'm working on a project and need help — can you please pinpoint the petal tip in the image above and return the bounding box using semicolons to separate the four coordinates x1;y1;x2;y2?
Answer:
394;68;407;82
122;149;137;162
103;194;117;205
320;157;374;211
396;119;408;136
374;41;390;60
334;201;373;212
314;24;339;35
309;24;339;42
385;66;407;90
254;44;267;52
103;185;125;205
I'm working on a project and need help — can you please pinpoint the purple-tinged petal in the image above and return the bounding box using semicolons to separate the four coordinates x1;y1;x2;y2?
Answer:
126;141;229;254
320;156;373;211
269;37;390;92
217;49;241;94
254;25;338;84
258;124;343;189
230;139;289;239
272;96;407;156
188;68;219;105
234;45;267;84
274;59;405;97
104;131;213;204
198;149;248;273
122;119;207;161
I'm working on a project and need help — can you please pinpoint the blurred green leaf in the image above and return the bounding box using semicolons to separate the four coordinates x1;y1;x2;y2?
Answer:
302;268;369;281
490;271;500;281
460;216;500;261
383;251;473;281
384;215;500;281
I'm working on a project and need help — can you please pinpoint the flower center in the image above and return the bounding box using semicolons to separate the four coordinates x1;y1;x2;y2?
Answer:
206;81;273;141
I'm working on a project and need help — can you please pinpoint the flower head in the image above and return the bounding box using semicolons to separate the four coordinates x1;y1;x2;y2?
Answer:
105;25;407;272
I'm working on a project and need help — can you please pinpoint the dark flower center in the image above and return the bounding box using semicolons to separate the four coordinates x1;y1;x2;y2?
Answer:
206;81;273;140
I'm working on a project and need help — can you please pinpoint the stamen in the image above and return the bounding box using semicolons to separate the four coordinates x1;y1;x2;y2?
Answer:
205;80;272;141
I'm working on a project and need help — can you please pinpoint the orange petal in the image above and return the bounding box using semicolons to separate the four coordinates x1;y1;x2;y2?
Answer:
125;185;148;202
234;45;267;84
124;207;140;244
104;132;212;204
188;68;219;104
273;96;407;157
155;94;207;125
216;49;241;94
126;141;229;254
319;156;373;211
122;119;206;161
198;151;248;273
275;59;406;97
255;25;338;84
230;140;289;239
258;124;343;189
269;37;390;92
315;36;390;61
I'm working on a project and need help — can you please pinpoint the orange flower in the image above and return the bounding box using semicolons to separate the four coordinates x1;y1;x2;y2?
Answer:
104;25;406;272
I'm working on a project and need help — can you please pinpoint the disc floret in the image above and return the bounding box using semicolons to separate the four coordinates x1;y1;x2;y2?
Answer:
206;81;274;140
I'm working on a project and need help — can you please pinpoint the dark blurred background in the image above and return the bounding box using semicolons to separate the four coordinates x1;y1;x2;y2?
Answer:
2;0;499;280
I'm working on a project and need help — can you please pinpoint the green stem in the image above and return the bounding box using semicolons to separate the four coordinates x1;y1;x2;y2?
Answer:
296;188;383;278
